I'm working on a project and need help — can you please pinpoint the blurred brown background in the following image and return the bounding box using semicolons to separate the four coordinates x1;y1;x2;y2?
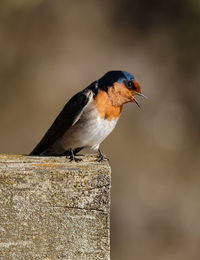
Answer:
0;0;200;259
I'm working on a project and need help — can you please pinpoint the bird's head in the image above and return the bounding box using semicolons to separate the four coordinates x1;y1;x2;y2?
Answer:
98;70;146;107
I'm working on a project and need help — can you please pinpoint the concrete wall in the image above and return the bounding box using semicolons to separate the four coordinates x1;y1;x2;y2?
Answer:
0;154;111;260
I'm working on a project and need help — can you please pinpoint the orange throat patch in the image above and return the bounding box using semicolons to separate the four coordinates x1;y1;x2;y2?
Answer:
95;90;122;121
95;83;135;120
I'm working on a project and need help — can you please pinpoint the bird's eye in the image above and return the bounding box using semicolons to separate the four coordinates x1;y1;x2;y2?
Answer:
128;81;133;88
127;80;137;91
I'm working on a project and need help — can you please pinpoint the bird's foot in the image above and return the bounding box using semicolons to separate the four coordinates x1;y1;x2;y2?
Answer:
97;149;109;162
69;149;82;162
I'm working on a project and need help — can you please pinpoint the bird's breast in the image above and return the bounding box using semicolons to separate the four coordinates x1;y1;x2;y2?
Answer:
59;100;119;150
80;101;119;147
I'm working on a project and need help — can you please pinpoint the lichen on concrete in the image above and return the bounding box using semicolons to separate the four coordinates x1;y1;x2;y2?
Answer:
0;154;111;260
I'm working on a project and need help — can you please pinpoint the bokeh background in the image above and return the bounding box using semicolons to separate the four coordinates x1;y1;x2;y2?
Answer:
1;0;200;259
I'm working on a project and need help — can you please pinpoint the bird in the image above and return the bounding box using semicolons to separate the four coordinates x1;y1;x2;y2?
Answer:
30;70;146;161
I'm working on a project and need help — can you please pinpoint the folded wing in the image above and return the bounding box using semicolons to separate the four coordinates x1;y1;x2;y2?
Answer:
30;89;93;155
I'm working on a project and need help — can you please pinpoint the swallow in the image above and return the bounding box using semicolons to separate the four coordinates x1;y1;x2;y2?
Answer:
30;70;146;161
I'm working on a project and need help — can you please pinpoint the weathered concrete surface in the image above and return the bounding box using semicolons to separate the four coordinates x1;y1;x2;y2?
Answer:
0;154;111;260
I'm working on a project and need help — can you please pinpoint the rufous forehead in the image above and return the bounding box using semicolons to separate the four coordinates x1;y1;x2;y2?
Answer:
133;79;141;92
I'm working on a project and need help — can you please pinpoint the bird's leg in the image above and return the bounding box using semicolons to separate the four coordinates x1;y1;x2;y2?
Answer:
69;149;82;162
97;149;109;162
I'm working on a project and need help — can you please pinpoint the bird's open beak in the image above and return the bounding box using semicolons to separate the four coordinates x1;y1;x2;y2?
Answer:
132;92;147;108
132;79;147;108
132;96;140;108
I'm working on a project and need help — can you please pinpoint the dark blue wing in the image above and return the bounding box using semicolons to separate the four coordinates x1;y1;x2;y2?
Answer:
30;88;92;155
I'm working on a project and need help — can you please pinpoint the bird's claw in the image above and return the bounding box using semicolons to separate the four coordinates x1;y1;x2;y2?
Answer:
69;156;82;162
97;149;109;162
97;154;109;162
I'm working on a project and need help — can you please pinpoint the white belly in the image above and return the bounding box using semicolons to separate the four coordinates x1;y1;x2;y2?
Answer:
58;102;119;151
